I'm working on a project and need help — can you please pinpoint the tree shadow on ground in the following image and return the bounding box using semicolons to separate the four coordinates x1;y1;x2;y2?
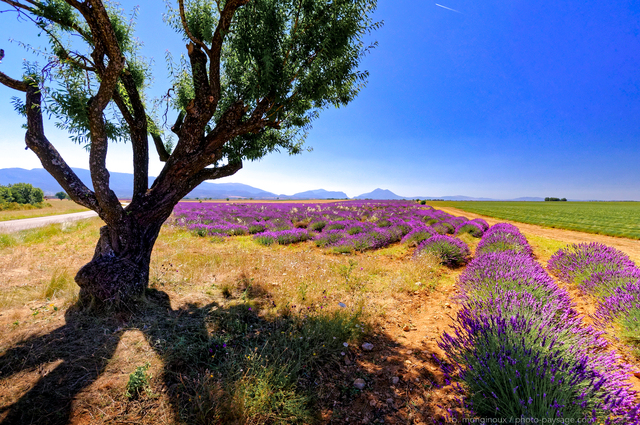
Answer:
0;289;455;424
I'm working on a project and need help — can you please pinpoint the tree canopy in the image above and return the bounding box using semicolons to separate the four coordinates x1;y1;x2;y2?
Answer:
0;0;379;307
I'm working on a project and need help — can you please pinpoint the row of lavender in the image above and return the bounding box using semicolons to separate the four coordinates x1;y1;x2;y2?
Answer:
548;243;640;356
440;224;638;422
172;201;488;255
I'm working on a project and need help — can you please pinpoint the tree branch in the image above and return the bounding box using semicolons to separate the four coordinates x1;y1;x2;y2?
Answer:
0;0;36;15
150;128;170;162
194;160;242;184
77;0;126;221
177;0;210;55
118;70;149;201
186;42;211;112
0;70;28;91
207;0;250;111
23;84;100;211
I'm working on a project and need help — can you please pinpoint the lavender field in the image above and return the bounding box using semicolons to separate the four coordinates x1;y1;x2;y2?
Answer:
170;200;640;422
173;200;485;259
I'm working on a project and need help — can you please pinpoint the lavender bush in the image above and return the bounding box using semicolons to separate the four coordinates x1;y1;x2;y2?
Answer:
470;218;490;231
475;224;533;257
458;252;572;307
440;306;635;422
548;243;640;358
431;221;456;235
416;235;470;267
254;229;311;245
401;226;435;247
547;243;636;285
441;230;638;422
455;221;484;238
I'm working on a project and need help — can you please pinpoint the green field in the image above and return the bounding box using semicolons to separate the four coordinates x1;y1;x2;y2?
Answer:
430;201;640;240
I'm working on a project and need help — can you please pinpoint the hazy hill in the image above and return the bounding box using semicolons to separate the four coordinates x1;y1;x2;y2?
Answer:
289;189;348;199
354;188;405;200
0;168;548;201
0;167;279;199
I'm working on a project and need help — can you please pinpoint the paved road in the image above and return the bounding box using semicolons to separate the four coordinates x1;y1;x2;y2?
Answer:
0;211;99;233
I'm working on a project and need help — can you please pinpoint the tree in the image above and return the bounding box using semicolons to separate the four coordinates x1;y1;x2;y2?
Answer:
6;182;43;204
55;191;69;200
0;0;379;309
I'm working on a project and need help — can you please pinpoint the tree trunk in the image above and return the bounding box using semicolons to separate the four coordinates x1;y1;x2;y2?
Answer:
74;215;164;309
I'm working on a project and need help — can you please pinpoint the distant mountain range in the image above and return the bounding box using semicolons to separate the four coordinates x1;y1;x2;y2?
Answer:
0;167;546;201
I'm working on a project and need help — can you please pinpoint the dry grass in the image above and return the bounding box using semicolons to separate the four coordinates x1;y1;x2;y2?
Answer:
2;218;636;424
0;218;450;424
0;199;89;222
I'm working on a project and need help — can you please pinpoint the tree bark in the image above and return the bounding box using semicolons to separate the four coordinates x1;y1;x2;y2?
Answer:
74;211;165;308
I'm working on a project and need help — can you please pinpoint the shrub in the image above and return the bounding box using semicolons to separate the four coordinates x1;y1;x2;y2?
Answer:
401;226;435;247
547;243;635;285
595;281;640;335
458;252;571;306
314;229;344;247
334;229;394;252
255;229;310;245
431;221;455;235
309;220;327;232
476;224;532;256
440;305;635;422
248;223;267;234
415;235;470;267
470;218;490;231
578;267;640;298
254;234;276;246
125;362;152;399
455;221;484;238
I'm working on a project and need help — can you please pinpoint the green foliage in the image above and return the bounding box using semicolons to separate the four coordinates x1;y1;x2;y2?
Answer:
255;234;276;246
0;186;13;204
9;0;379;200
55;191;69;200
619;308;640;351
0;183;44;205
309;221;326;232
125;362;152;399
165;0;380;165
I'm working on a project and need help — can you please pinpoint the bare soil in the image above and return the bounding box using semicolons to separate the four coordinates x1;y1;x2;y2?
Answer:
1;213;639;424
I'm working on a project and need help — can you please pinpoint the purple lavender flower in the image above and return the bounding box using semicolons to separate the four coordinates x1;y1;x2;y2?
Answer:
455;221;484;238
548;243;636;285
476;224;532;256
440;233;637;422
401;226;436;247
416;235;471;267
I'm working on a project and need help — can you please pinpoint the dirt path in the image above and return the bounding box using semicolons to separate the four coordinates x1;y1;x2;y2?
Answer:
438;206;640;264
0;211;98;233
321;282;462;424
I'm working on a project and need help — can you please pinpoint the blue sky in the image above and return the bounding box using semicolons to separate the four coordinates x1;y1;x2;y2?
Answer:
1;0;639;200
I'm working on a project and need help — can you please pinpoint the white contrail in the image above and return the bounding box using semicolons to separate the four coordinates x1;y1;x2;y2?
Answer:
435;3;461;13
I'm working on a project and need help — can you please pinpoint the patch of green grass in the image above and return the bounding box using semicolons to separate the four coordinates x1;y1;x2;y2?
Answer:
0;199;88;222
0;220;94;248
169;303;365;424
0;233;17;248
523;233;568;263
431;201;640;239
42;269;77;301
